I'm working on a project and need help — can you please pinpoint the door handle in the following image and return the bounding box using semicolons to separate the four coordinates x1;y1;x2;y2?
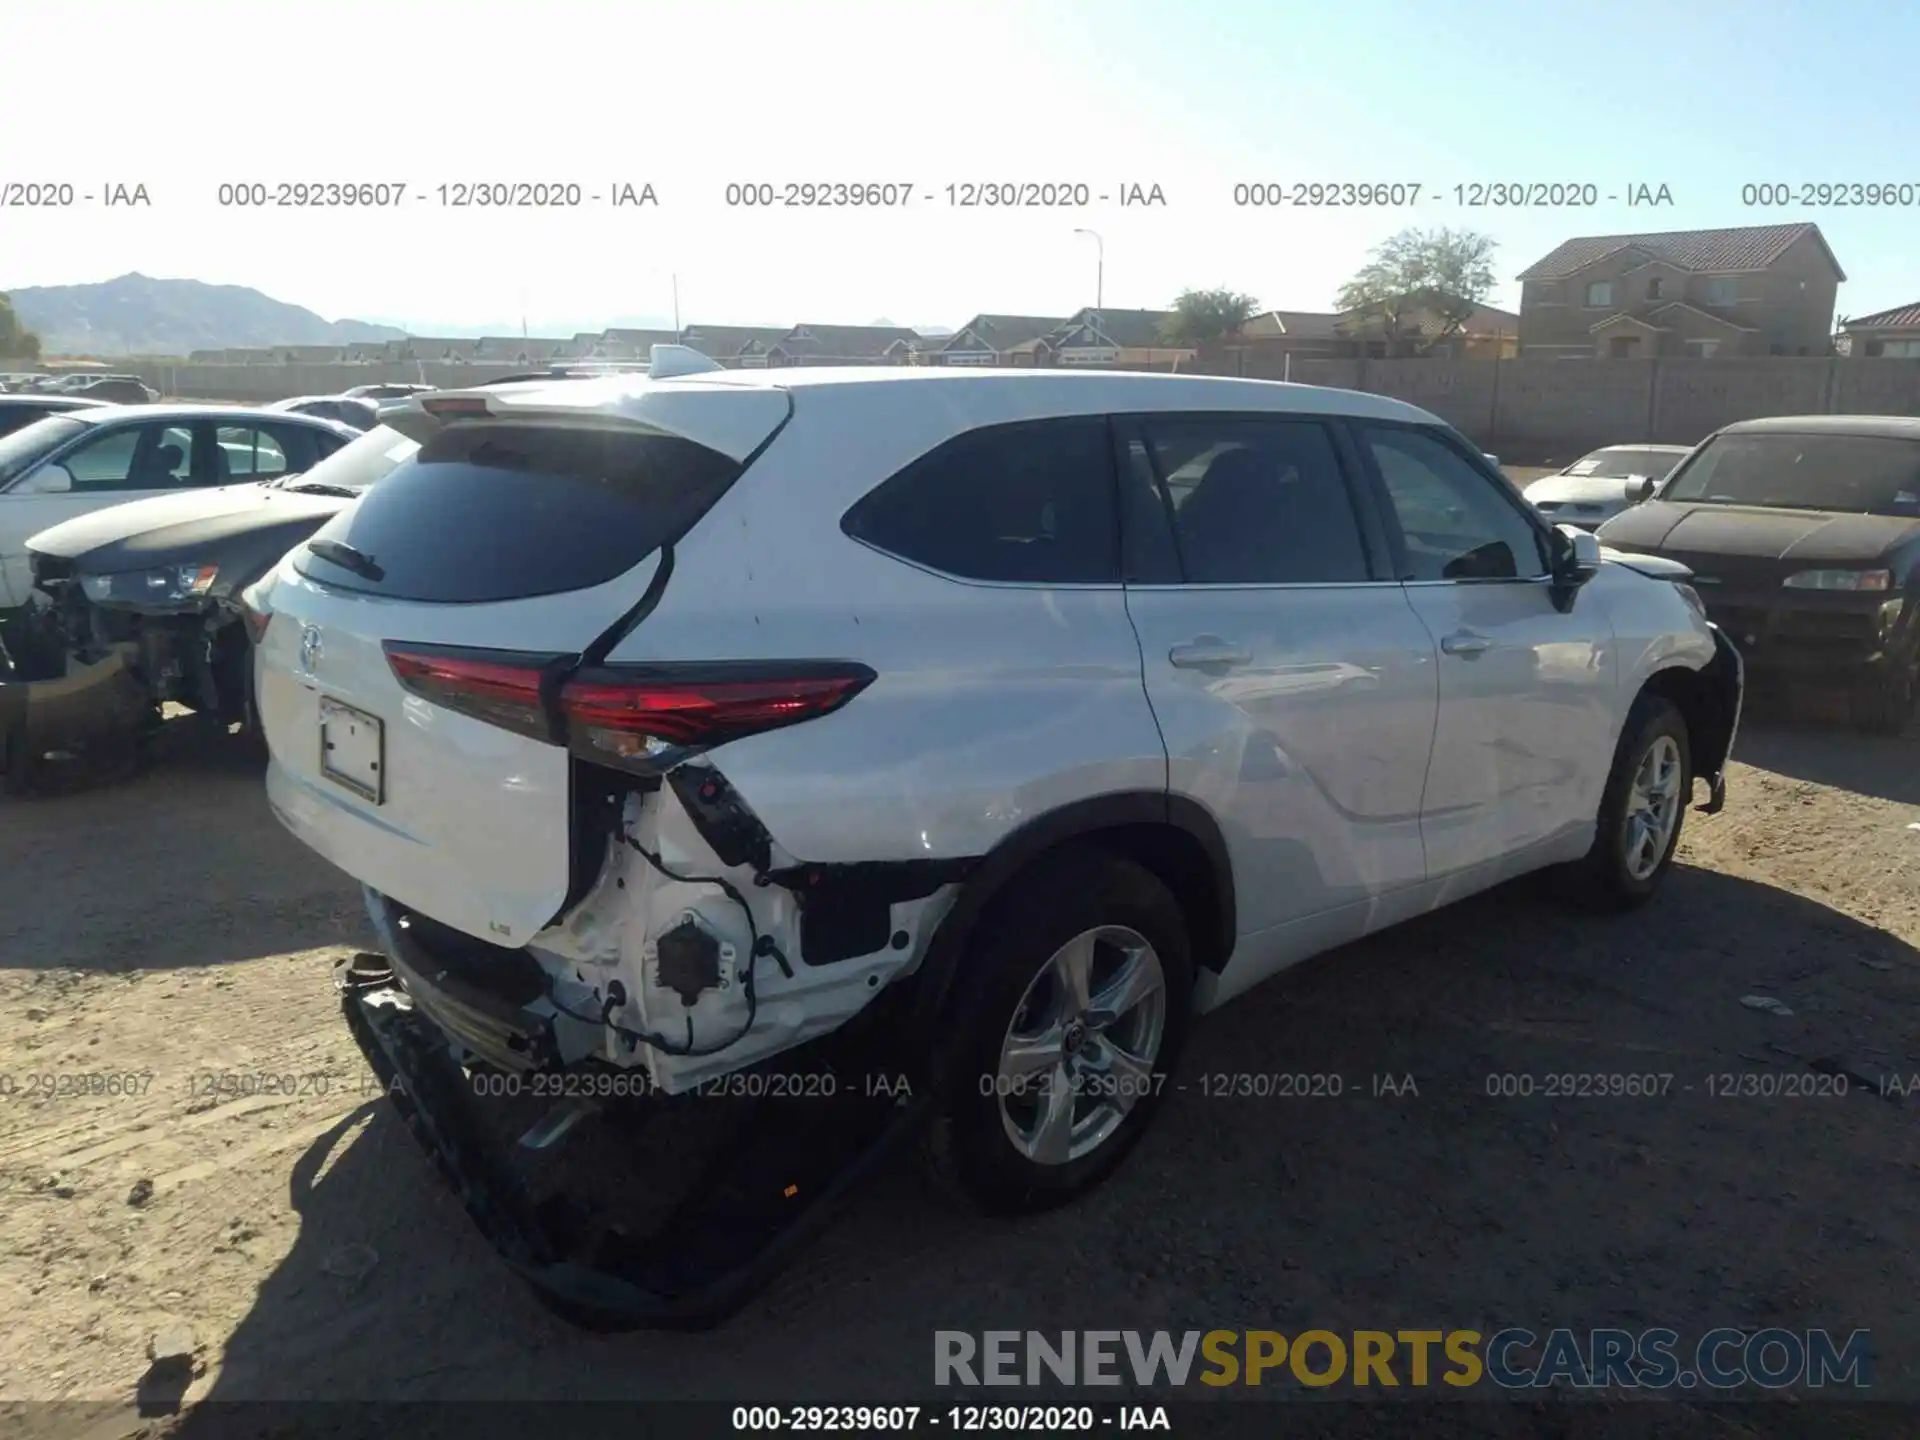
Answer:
1440;631;1491;658
1169;637;1251;670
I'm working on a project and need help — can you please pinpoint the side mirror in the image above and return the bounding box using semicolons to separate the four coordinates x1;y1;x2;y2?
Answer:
17;463;73;495
1625;474;1657;503
1548;522;1601;610
1555;522;1602;579
1482;453;1502;470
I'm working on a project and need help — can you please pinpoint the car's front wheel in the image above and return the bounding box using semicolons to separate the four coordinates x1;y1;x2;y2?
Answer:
929;849;1194;1215
1566;693;1692;910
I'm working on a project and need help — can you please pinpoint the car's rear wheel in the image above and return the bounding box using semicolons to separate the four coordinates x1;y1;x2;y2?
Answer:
1565;693;1691;911
927;849;1194;1215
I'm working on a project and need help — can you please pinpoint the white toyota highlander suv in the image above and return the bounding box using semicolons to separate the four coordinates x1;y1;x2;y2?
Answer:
248;350;1743;1325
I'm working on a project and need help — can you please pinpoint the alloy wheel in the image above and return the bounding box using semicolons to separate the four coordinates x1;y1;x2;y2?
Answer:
1621;733;1683;881
995;925;1167;1166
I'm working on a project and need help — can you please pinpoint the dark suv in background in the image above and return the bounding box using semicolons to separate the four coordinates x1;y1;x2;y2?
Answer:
1598;414;1920;733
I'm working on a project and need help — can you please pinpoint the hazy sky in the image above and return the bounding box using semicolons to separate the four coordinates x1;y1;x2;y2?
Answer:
6;0;1919;333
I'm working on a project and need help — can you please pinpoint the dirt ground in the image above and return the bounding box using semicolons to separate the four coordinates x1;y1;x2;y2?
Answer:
1;703;1917;1436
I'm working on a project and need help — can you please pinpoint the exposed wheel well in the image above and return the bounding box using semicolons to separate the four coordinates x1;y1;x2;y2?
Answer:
1641;662;1729;779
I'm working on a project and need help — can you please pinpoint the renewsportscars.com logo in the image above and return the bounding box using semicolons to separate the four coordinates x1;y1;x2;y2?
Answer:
934;1328;1873;1391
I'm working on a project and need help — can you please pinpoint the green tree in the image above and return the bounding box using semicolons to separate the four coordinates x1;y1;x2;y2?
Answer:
0;293;41;361
1336;227;1497;356
1161;287;1262;347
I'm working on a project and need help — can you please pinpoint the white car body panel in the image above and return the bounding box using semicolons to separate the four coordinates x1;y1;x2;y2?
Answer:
252;367;1730;1091
1397;576;1616;877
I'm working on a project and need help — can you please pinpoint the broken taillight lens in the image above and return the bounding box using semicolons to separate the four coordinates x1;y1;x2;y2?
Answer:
558;662;876;765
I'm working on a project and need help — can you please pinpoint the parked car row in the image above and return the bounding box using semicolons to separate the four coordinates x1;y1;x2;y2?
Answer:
1;372;158;402
1522;444;1692;528
0;403;361;780
0;366;678;783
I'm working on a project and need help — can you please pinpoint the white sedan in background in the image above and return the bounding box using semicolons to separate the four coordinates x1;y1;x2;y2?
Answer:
1523;444;1692;529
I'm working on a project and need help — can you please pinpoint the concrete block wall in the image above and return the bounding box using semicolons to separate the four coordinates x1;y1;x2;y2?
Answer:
1195;352;1920;463
103;355;1920;466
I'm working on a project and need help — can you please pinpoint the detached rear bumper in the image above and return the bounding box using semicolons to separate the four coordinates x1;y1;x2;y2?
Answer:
337;916;933;1331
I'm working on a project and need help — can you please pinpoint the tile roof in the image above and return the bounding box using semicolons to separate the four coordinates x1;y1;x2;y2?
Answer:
1517;224;1844;282
776;323;921;360
1843;301;1920;331
602;328;680;346
678;324;792;360
1060;307;1181;350
1242;310;1343;340
944;314;1072;352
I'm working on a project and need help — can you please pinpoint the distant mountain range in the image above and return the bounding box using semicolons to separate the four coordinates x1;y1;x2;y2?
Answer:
2;274;965;357
5;274;405;357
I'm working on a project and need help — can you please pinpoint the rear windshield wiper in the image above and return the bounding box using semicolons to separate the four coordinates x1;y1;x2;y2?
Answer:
308;538;385;581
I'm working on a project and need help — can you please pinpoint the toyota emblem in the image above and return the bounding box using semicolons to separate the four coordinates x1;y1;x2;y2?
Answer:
300;623;323;672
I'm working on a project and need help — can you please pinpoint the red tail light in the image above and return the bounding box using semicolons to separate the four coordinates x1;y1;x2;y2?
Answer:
384;646;874;765
560;662;875;764
384;645;556;741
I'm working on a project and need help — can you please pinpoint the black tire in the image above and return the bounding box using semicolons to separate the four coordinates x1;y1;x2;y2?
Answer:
1565;693;1691;911
1;721;33;797
233;647;269;763
925;848;1194;1216
1854;664;1917;737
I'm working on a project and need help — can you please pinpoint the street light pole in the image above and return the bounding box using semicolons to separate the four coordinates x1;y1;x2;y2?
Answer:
1073;227;1103;316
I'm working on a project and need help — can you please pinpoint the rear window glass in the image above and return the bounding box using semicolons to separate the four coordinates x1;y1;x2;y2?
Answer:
1569;448;1683;479
292;421;744;602
841;416;1119;584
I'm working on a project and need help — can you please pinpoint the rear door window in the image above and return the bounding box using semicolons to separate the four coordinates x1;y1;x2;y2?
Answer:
841;416;1119;583
1131;416;1374;584
292;421;745;602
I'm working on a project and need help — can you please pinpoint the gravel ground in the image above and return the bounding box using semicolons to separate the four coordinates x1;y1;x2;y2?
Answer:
0;707;1916;1437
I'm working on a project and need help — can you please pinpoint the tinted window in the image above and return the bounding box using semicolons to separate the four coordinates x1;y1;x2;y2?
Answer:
1119;438;1182;584
1362;424;1548;581
1661;433;1920;516
1139;417;1370;584
842;417;1118;583
0;404;59;439
293;421;743;602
